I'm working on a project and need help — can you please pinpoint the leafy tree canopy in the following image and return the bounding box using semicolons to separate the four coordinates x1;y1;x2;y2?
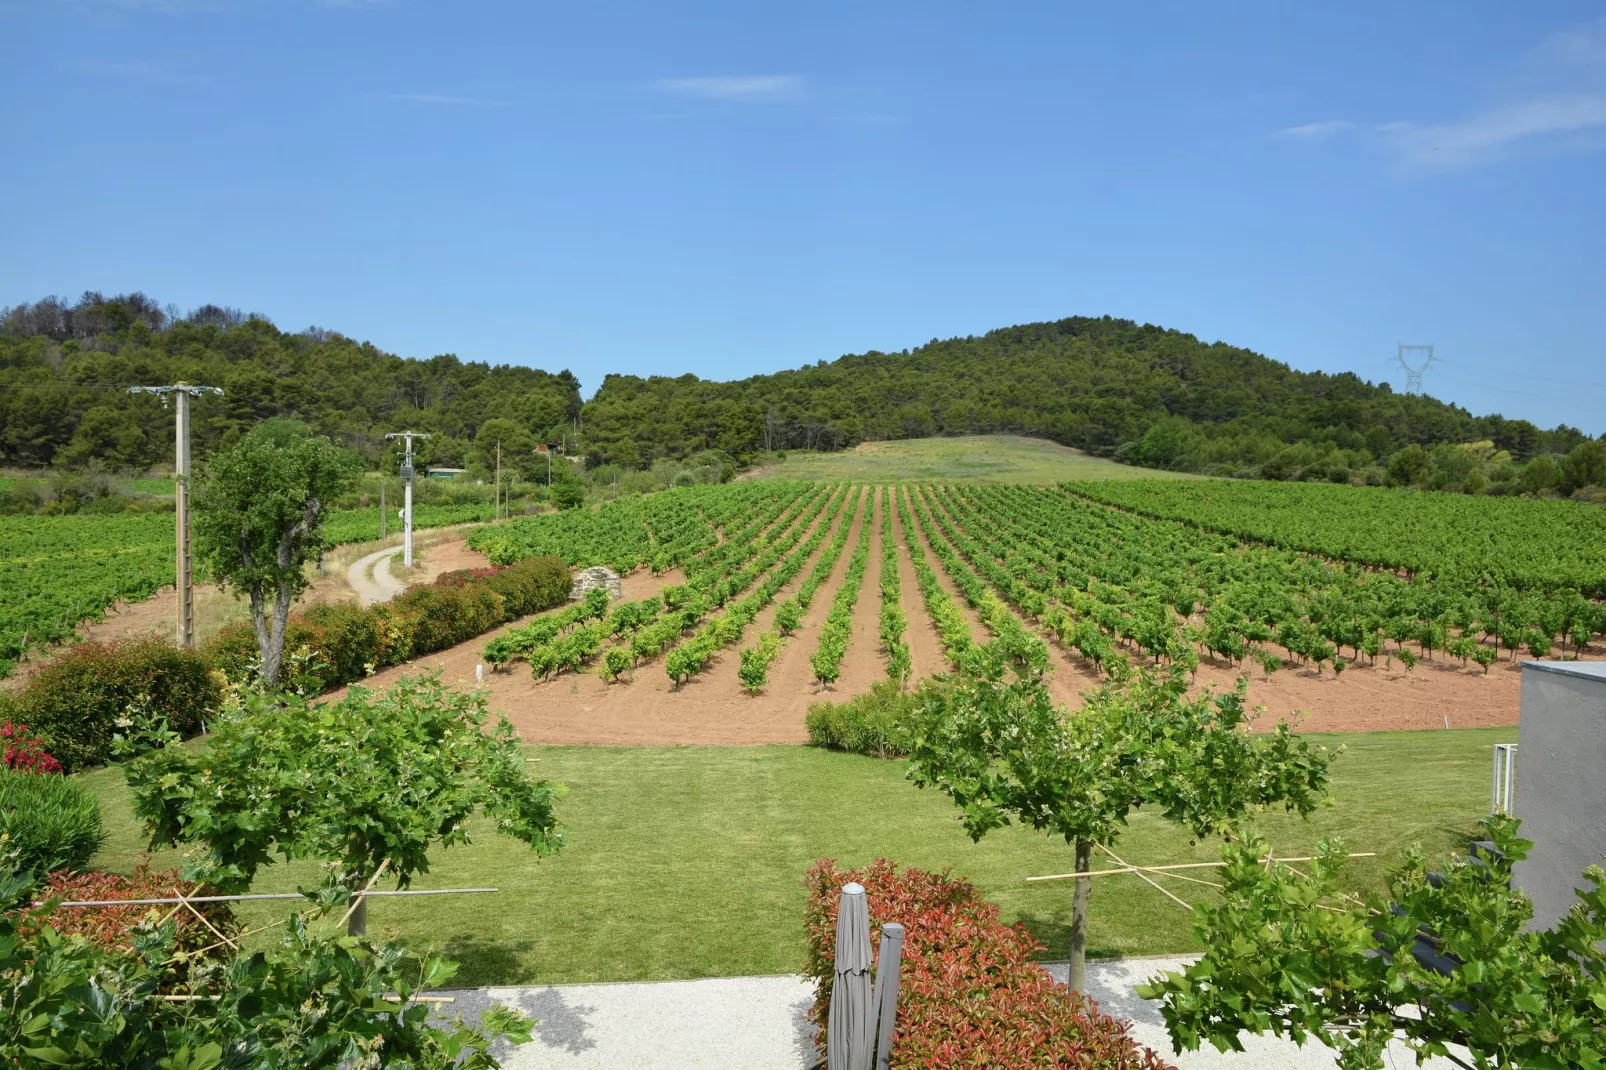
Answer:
580;316;1590;476
0;290;581;471
1140;816;1606;1070
191;420;361;687
126;675;565;916
905;648;1333;990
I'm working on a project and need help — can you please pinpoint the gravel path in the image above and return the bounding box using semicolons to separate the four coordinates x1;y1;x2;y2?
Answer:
346;545;406;606
436;957;1468;1069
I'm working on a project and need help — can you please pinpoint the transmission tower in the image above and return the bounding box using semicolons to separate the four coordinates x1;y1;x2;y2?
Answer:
1394;344;1440;395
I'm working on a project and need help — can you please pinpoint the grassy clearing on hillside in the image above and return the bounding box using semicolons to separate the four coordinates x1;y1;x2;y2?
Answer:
81;727;1508;985
744;435;1201;484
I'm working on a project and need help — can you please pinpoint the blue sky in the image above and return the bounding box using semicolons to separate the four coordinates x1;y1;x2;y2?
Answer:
4;2;1604;434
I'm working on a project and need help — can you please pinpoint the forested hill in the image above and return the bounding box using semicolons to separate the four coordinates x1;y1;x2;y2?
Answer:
4;295;1592;483
580;316;1587;476
0;292;580;471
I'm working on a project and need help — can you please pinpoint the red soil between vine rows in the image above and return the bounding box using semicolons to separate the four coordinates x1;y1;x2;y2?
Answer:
318;488;1583;742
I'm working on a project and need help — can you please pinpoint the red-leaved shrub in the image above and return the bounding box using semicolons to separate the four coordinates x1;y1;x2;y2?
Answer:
803;859;1173;1070
23;864;239;970
2;721;62;775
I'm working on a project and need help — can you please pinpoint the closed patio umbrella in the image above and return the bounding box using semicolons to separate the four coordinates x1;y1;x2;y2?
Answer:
827;882;875;1070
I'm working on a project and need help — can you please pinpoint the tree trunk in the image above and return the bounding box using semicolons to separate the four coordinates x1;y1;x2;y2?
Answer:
248;581;281;689
1068;838;1093;993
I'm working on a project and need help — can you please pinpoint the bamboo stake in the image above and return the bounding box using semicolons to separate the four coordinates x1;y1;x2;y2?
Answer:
174;886;238;951
159;994;455;1004
1025;853;1375;883
43;887;499;909
339;859;392;932
1098;844;1193;913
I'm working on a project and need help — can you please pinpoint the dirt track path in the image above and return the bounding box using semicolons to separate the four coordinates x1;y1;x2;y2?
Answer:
818;486;889;700
760;486;869;706
912;481;1085;706
890;490;949;682
921;484;1099;705
695;489;847;698
6;531;489;686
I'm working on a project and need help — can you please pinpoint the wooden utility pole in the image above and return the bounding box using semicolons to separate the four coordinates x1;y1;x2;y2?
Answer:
495;440;502;522
384;431;431;567
380;483;387;538
128;383;223;649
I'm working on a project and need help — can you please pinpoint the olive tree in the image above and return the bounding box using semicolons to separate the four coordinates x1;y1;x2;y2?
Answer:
192;420;360;688
1140;816;1606;1070
906;646;1332;991
126;674;564;935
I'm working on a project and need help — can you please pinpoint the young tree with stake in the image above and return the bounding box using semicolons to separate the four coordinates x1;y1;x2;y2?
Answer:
125;674;564;936
906;645;1332;992
1139;816;1606;1070
192;421;360;689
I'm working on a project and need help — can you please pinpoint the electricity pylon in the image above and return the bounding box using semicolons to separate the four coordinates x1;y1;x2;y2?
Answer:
1394;344;1440;395
384;431;431;567
127;383;225;649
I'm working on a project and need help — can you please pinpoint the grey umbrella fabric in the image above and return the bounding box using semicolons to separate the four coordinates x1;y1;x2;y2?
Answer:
827;882;875;1070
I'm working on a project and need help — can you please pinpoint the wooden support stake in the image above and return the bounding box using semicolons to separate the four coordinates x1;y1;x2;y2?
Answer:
1098;843;1193;913
1025;853;1375;883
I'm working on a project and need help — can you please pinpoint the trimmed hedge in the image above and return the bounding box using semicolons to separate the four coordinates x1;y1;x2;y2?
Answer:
0;767;104;876
205;555;571;693
15;639;221;774
804;858;1172;1070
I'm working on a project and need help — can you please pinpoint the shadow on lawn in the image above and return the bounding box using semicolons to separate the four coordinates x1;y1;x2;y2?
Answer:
1012;911;1126;965
433;934;538;987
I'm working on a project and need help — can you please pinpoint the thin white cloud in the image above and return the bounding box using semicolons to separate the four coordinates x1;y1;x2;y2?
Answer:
77;59;207;85
1276;17;1606;173
1276;119;1356;140
1382;93;1606;171
653;75;804;101
1536;15;1606;71
388;93;510;108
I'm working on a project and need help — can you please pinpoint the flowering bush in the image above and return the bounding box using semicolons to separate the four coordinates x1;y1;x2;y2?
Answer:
1;722;61;775
803;859;1173;1070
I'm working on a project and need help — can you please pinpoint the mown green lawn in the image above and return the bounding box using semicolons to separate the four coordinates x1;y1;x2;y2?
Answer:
80;727;1510;986
743;435;1204;485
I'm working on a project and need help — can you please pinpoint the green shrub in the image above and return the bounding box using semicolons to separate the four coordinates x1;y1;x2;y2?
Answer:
20;638;221;773
204;558;572;694
0;767;103;875
805;680;921;758
492;556;571;616
299;601;385;683
390;584;506;655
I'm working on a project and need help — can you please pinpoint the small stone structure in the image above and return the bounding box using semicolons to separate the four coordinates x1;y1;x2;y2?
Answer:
570;565;623;602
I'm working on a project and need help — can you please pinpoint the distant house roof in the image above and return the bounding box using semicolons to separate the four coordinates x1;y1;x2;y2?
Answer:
425;467;467;478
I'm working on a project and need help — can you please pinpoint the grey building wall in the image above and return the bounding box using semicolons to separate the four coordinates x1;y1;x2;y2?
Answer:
1513;661;1606;931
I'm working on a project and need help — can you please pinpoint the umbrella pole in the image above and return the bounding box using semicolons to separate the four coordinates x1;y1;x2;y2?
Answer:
872;922;905;1070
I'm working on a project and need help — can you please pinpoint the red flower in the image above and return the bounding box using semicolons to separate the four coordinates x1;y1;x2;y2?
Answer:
1;722;63;775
